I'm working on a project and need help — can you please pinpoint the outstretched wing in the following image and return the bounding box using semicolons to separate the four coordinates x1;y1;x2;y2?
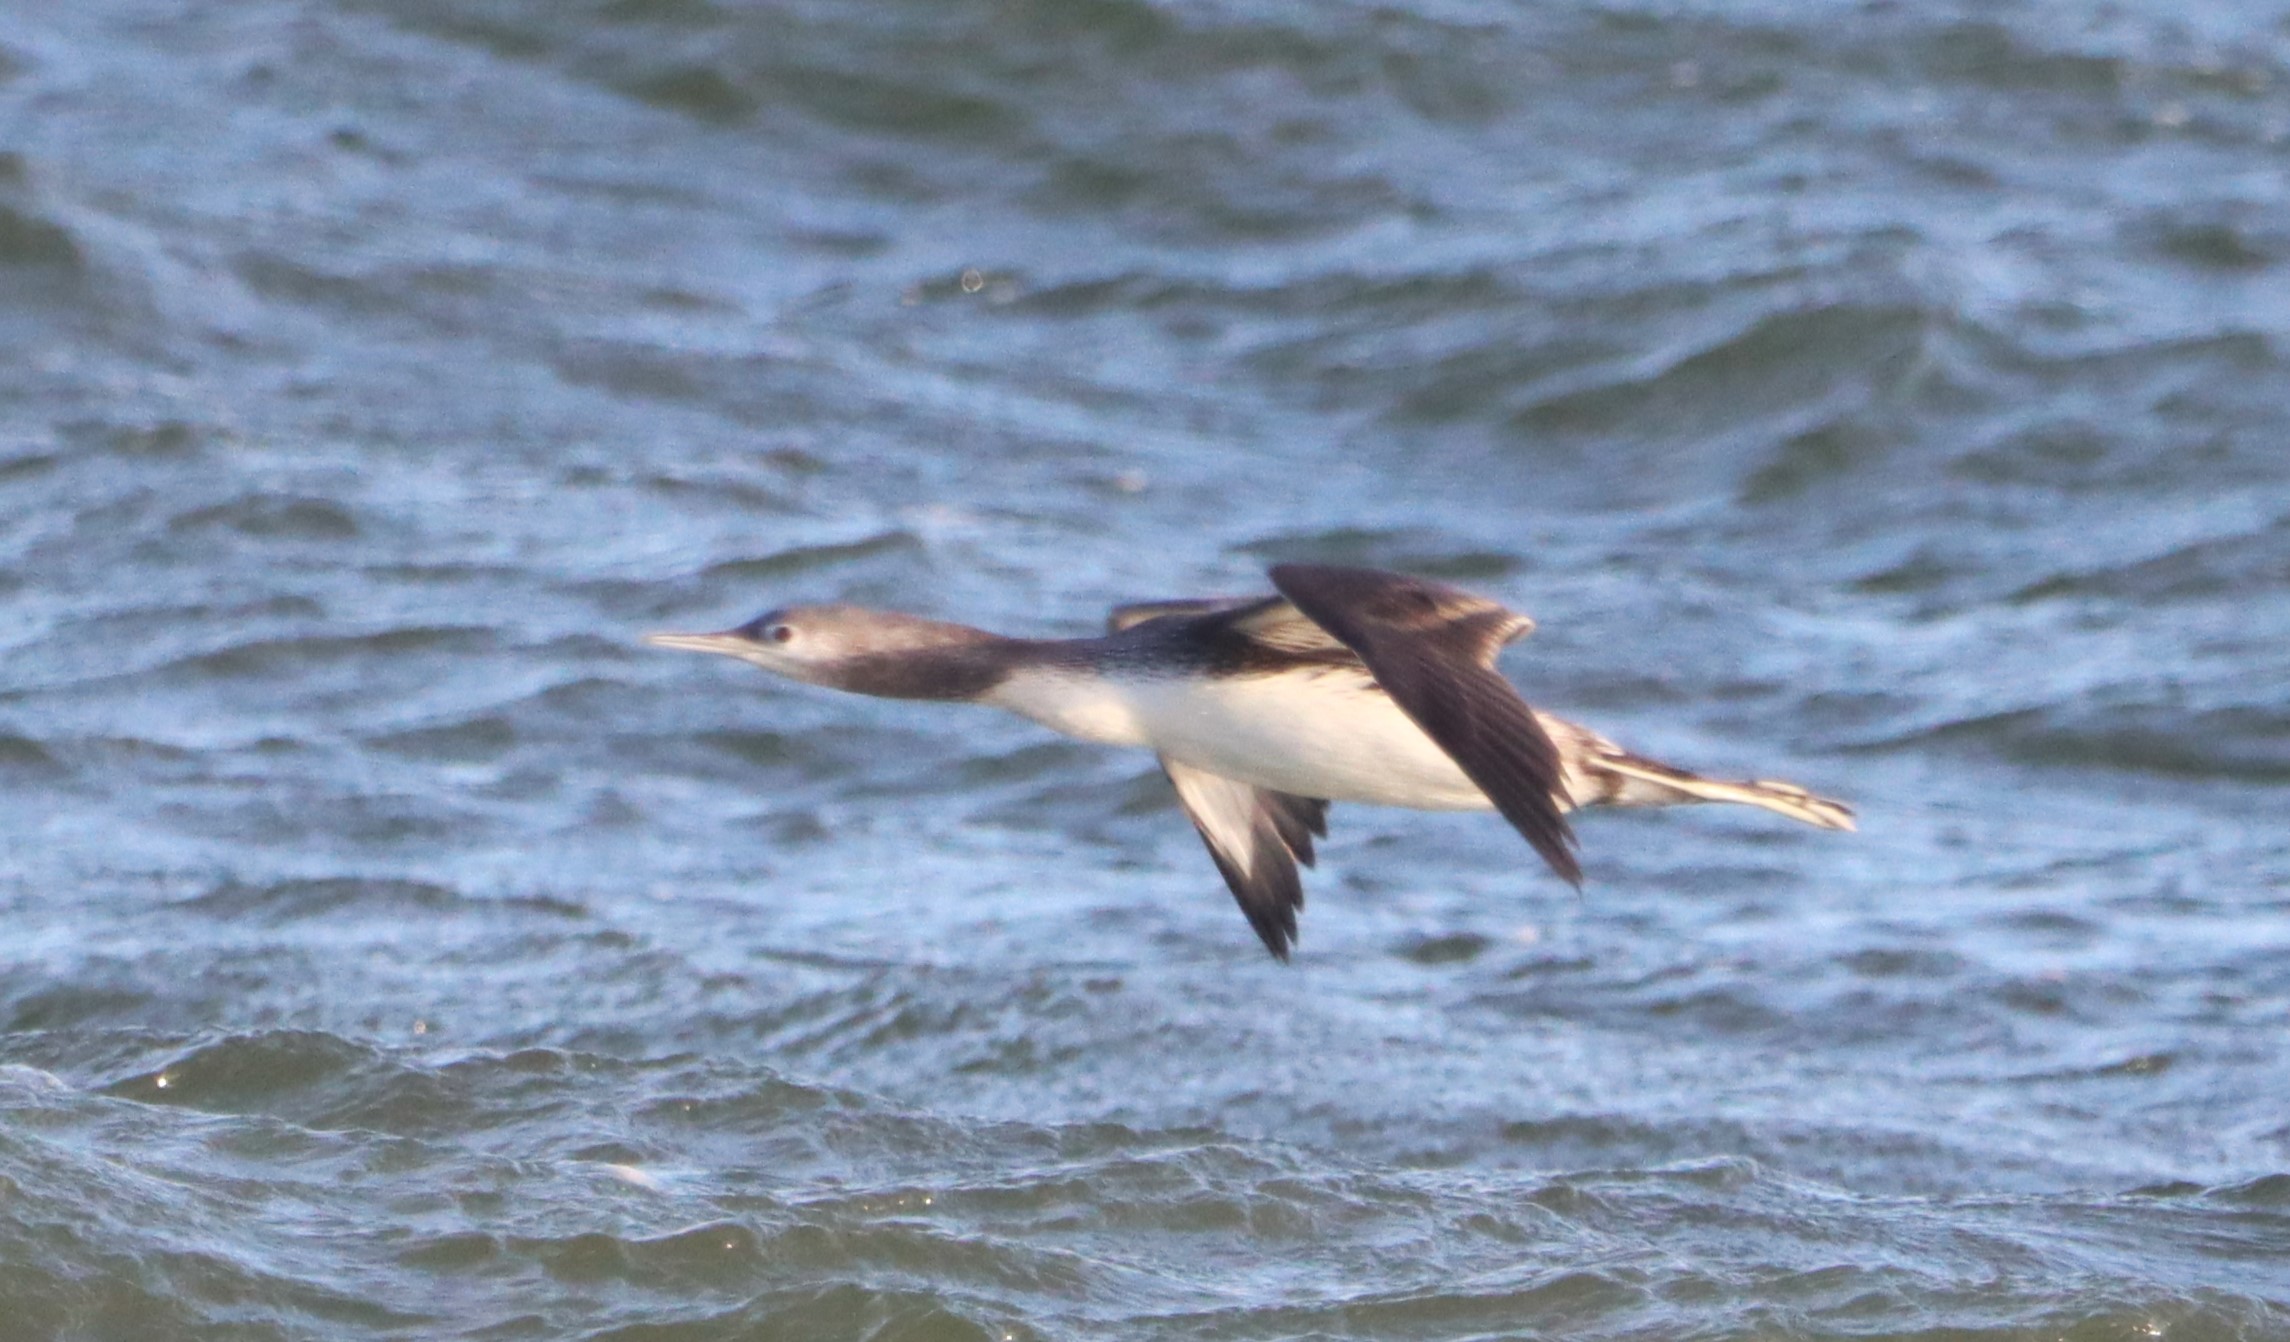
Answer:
1268;564;1579;886
1161;758;1329;961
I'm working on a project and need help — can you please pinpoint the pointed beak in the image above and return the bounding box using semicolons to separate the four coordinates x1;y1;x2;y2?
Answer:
643;630;757;658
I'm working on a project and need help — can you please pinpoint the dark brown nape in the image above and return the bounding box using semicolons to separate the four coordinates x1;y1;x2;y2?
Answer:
828;641;1036;701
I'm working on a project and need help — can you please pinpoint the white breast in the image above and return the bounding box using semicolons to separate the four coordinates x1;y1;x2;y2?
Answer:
984;667;1154;747
992;666;1491;810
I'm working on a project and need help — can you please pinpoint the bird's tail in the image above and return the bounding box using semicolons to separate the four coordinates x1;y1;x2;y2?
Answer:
1582;749;1857;831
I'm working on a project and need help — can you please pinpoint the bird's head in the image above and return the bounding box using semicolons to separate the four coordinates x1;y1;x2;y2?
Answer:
645;604;1008;696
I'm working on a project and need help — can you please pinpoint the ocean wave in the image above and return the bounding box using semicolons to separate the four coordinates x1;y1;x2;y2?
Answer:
0;1033;2281;1336
1852;703;2290;783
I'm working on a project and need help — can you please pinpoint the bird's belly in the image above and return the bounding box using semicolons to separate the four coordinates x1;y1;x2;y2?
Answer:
1127;672;1492;810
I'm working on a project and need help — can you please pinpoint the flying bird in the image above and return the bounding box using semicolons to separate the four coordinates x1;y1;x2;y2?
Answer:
647;564;1853;959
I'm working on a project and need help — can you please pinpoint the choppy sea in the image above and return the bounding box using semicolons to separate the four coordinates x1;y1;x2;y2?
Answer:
3;0;2288;1336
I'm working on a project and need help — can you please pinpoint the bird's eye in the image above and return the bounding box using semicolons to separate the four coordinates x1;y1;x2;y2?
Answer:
767;623;795;644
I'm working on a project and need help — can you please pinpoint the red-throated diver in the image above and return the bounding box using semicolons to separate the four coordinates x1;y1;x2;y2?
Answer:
646;564;1854;960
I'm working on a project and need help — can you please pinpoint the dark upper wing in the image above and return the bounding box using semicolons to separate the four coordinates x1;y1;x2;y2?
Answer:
1162;757;1330;961
1268;564;1580;886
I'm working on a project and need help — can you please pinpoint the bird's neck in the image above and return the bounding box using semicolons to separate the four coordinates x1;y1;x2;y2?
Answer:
822;632;1051;702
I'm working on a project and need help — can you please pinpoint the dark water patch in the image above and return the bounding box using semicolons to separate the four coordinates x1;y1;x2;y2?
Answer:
598;1282;1029;1342
0;185;83;277
1991;977;2090;1023
56;734;197;767
1008;268;1206;321
160;787;473;850
734;973;1122;1080
366;714;518;764
620;64;760;124
1989;908;2104;946
821;1144;1348;1241
377;4;551;62
527;674;664;727
510;1219;767;1289
362;559;529;587
696;532;922;588
361;0;1538;242
0;1255;415;1341
633;281;743;316
1837;947;1967;981
105;1037;665;1143
1310;321;1627;432
1498;953;1601;982
655;721;936;794
1641;984;1789;1035
1511;300;1934;442
1740;415;1891;503
1848;704;2290;784
2009;519;2290;604
1037;133;1412;244
168;494;363;542
596;0;739;33
2001;1051;2183;1086
233;251;387;318
2002;707;2290;784
2143;211;2281;272
0;1120;428;1334
1998;328;2277;398
2095;1051;2175;1079
1528;668;1692;714
0;1026;200;1084
762;1218;1101;1299
107;1029;375;1115
2129;1180;2210;1199
756;61;1019;145
63;593;334;637
2207;1174;2290;1208
1255;1266;1657;1337
1897;15;2289;156
634;1073;852;1151
173;876;468;926
1950;416;2112;490
969;765;1149;838
3;983;161;1033
1398;932;1492;967
900;264;1026;307
622;463;799;513
151;625;498;685
1503;1115;1767;1174
514;636;650;675
1236;526;1528;579
0;444;59;485
382;0;1016;140
1916;20;2129;97
955;741;1096;788
0;732;64;776
554;340;718;406
231;251;561;347
393;1228;501;1272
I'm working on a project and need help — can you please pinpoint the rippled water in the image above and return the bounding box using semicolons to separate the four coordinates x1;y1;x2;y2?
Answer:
4;0;2289;1336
